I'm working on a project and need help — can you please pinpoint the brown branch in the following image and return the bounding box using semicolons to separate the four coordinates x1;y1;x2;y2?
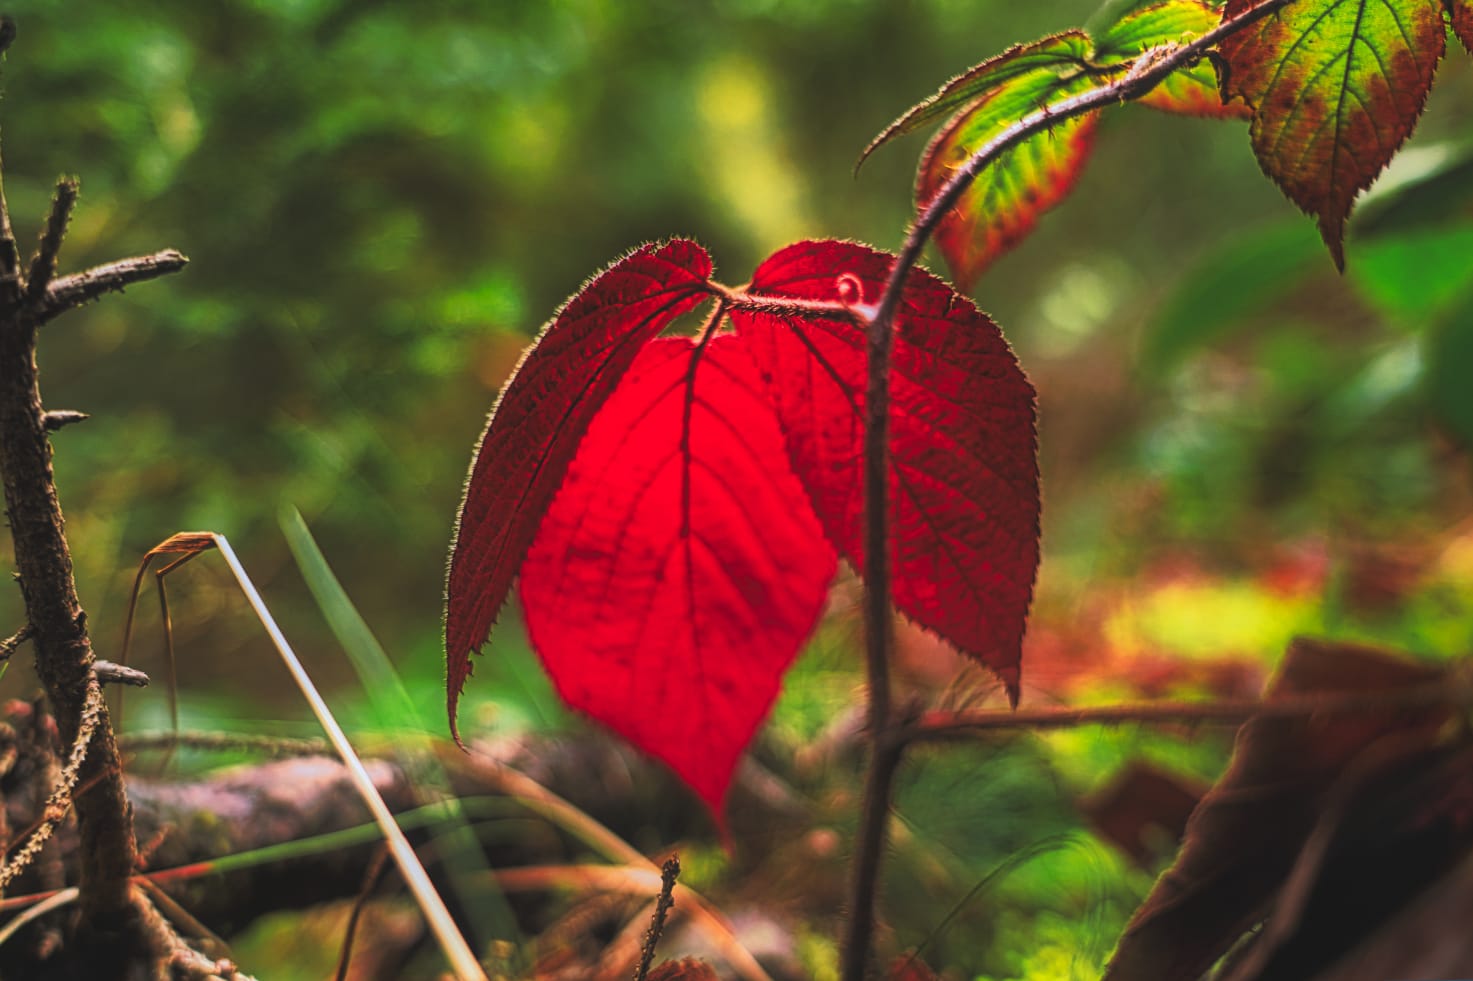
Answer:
41;409;88;432
91;660;150;688
25;177;77;303
897;681;1473;744
634;856;681;981
840;3;1299;978
36;249;189;325
0;39;188;974
0;624;32;660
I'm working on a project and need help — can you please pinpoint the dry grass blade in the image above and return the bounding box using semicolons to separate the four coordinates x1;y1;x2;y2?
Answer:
130;532;488;981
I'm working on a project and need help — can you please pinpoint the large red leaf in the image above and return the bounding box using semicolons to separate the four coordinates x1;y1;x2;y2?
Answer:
731;241;1039;700
517;336;837;817
1219;0;1446;268
445;240;714;741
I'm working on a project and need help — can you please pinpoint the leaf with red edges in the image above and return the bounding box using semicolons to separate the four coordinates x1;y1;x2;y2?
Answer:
1096;1;1250;119
859;32;1095;171
1219;0;1446;268
1453;0;1473;55
732;240;1039;701
918;80;1101;290
445;240;713;742
518;336;836;818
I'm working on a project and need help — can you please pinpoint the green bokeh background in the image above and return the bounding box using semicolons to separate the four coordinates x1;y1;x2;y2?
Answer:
0;1;1471;975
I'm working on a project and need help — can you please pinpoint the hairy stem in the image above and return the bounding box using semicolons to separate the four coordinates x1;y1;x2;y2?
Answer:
838;2;1297;977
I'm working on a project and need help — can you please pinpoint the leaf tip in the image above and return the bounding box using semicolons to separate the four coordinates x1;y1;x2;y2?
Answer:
1317;216;1348;273
1002;665;1021;709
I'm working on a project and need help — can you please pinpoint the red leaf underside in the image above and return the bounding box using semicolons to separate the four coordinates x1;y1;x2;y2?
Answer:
518;336;837;817
1219;0;1446;267
445;240;714;740
732;240;1040;699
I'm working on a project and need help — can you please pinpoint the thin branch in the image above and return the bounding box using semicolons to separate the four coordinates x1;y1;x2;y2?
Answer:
41;409;88;432
91;660;150;687
634;856;681;981
899;681;1473;743
0;625;31;661
36;249;189;325
25;176;78;303
839;3;1298;979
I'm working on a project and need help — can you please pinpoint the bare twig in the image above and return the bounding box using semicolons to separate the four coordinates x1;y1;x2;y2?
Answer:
25;176;78;302
334;845;392;981
839;2;1298;978
36;249;189;325
0;625;31;661
634;856;681;981
41;409;88;432
91;660;150;687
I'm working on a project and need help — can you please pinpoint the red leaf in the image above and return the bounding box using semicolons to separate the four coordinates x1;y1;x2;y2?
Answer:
445;240;714;742
1219;0;1446;268
732;241;1039;700
517;336;836;817
1454;0;1473;56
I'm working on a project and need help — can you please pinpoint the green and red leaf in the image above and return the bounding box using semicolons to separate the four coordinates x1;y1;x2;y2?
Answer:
917;78;1101;290
1097;1;1250;118
858;32;1094;171
906;2;1242;288
445;240;714;742
518;336;836;819
1219;0;1447;268
732;240;1040;700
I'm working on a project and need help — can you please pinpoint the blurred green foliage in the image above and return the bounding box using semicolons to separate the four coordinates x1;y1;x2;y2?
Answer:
1;1;1472;976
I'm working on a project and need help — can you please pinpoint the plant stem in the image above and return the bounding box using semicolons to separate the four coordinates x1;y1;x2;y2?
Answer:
837;2;1298;977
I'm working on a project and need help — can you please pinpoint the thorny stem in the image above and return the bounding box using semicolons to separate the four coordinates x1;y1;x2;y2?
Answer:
839;1;1297;978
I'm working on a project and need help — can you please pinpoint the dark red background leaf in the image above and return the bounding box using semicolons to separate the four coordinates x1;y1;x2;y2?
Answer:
445;240;713;741
517;336;836;817
732;240;1040;700
1104;638;1454;981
